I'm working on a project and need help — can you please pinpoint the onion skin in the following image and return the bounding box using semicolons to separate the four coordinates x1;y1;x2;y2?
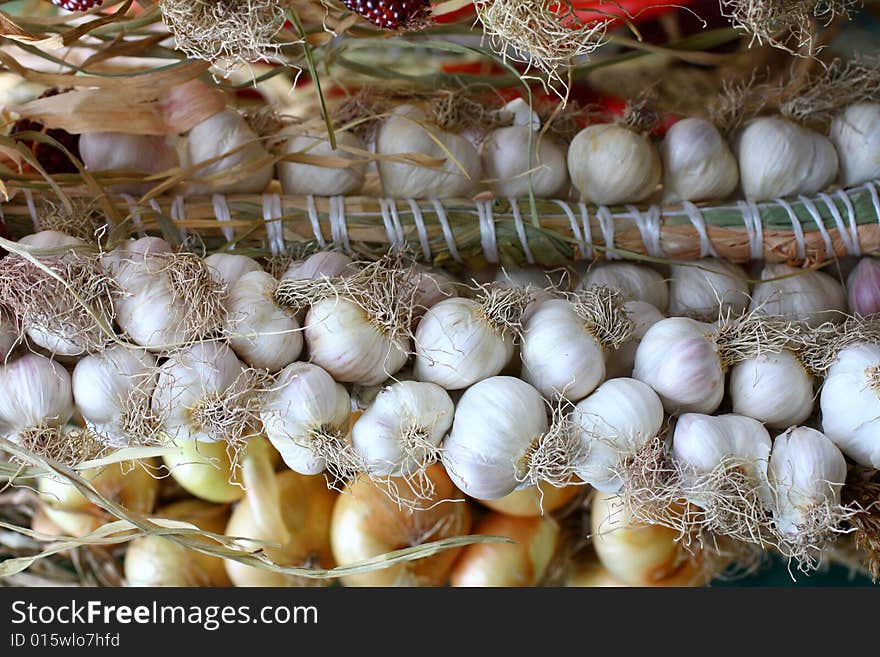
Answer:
477;483;580;517
565;558;627;587
125;500;231;587
330;464;471;586
450;512;560;587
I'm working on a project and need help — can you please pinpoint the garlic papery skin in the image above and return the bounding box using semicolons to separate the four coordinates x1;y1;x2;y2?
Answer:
225;270;302;372
767;426;847;539
442;376;564;500
261;362;355;478
414;287;529;390
204;253;262;288
729;350;814;429
820;342;880;467
749;264;847;327
660;118;739;203
281;251;356;282
567;123;661;205
450;513;560;587
351;381;453;478
279;131;366;196
376;104;481;199
579;262;668;311
605;301;664;378
847;257;880;317
79;132;178;195
184;109;273;195
481;125;569;198
736;117;839;201
829;103;880;186
152;342;256;445
478;481;580;517
667;258;749;321
0;354;73;443
633;317;724;414
72;345;158;447
570;378;664;493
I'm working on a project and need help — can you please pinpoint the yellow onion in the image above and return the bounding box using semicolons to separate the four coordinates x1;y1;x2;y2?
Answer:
125;500;231;587
450;512;559;587
565;555;626;587
477;482;580;517
330;464;471;586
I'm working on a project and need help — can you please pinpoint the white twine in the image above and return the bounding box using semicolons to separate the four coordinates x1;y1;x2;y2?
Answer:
378;198;399;251
431;199;462;263
305;195;326;248
262;194;286;256
211;194;235;247
799;195;834;260
328;196;352;254
775;198;806;262
819;192;857;256
681;201;717;258
577;202;594;260
408;199;431;261
552;200;587;260
867;180;880;224
627;204;663;258
119;194;146;237
23;188;38;230
476;200;499;263
508;198;535;265
170;196;188;241
596;206;619;259
736;200;763;261
834;189;862;256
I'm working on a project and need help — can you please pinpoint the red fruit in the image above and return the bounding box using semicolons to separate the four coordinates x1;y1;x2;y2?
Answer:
342;0;431;30
11;89;81;175
48;0;104;10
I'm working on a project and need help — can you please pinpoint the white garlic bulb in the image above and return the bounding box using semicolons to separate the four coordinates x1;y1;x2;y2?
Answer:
185;109;273;195
568;123;661;205
0;354;73;442
829;103;880;187
847;256;880;317
204;253;261;288
225;270;302;372
660;117;739;203
351;381;453;477
442;376;551;500
633;317;724;413
260;362;353;477
820;342;880;468
281;251;356;282
79;132;179;195
570;378;664;493
72;345;158;447
605;301;664;379
729;350;813;429
152;342;254;444
279;131;367;196
579;262;668;311
768;426;847;538
411;267;457;317
667;258;749;321
736;117;839;201
376;105;481;199
749;263;847;327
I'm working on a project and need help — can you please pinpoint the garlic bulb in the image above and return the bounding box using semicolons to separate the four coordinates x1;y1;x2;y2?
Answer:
330;464;471;586
125;500;231;587
184;109;273;195
605;301;664;378
749;263;847;327
736;117;839;201
260;362;355;478
412;267;457;317
729;350;813;429
521;289;631;401
281;251;356;282
579;262;668;311
568;123;661;205
414;287;529;390
376;104;481;199
279;131;367;196
79;132;178;195
225;270;302;371
660;117;739;203
0;313;16;361
204;252;261;288
768;426;847;539
478;482;579;517
847;257;880;317
351;381;453;478
0;354;73;444
450;513;560;587
152;342;256;445
570;378;664;493
829;103;880;186
482;100;568;198
72;344;158;447
820;342;880;467
667;258;749;321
